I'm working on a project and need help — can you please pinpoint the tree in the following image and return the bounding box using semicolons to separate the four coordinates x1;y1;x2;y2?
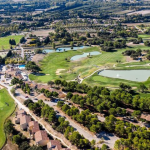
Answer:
11;88;15;95
20;37;25;43
4;120;14;135
52;42;55;49
66;92;73;100
101;144;108;150
13;135;21;145
25;61;41;73
86;32;90;38
57;101;64;107
47;81;54;87
19;141;30;150
54;79;61;87
138;84;148;93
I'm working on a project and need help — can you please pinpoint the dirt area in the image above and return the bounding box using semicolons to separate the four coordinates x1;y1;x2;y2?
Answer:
127;42;144;46
56;69;66;75
2;139;18;150
32;54;45;65
36;93;51;101
127;10;150;15
31;29;55;37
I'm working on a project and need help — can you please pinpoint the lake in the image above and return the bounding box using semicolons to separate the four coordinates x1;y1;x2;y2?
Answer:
98;70;150;82
44;46;89;53
70;51;101;61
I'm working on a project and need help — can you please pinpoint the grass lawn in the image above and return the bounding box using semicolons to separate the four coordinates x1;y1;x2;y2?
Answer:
0;88;15;149
29;46;127;83
30;44;150;87
0;35;23;50
138;34;150;38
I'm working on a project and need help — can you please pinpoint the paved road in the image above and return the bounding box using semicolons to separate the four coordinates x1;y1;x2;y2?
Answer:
15;89;118;148
0;82;72;149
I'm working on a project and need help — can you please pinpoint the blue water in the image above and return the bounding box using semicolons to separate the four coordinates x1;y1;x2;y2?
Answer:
98;70;150;82
70;51;101;61
43;46;89;53
18;64;25;69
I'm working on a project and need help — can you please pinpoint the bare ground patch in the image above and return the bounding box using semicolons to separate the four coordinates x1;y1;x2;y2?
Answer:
56;69;66;75
32;54;45;65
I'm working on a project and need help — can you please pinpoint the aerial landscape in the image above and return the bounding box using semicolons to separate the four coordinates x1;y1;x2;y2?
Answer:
2;0;150;150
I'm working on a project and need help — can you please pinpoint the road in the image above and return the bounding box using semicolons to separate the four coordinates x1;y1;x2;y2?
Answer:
20;44;24;58
15;89;118;149
0;82;73;149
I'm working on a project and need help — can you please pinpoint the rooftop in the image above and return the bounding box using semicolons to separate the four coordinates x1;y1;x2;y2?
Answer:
35;130;49;143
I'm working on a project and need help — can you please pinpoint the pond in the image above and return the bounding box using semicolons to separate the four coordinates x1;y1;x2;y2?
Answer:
43;46;89;53
70;51;101;61
98;70;150;82
18;64;25;69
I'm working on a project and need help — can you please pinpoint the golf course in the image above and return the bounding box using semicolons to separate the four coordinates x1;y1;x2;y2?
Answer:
0;88;15;149
29;44;150;88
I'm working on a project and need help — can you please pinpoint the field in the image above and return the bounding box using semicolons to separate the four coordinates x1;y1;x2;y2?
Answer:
0;88;15;149
0;35;23;50
127;10;150;16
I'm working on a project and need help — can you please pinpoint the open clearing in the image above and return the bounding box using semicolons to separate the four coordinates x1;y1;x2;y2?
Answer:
0;35;23;50
31;29;55;37
127;10;150;15
0;89;15;149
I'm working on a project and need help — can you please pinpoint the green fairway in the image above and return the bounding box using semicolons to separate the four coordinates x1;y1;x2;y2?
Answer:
0;88;15;149
29;46;127;83
0;35;23;50
30;44;150;87
138;34;150;38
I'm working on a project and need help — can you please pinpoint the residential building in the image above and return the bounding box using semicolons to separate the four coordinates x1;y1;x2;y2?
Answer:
35;130;49;146
28;121;40;139
20;115;31;130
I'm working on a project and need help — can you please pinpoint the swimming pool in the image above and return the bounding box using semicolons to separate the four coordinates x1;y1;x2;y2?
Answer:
18;64;25;69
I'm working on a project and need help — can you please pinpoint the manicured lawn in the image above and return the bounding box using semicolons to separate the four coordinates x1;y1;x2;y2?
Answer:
138;34;150;38
30;44;150;87
0;35;23;50
29;46;127;83
0;89;15;149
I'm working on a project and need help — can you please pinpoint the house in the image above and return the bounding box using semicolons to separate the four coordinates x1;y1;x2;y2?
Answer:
16;109;26;117
141;114;150;122
20;115;31;130
47;140;62;150
35;130;49;146
47;140;71;150
28;121;40;139
126;108;134;114
15;113;24;124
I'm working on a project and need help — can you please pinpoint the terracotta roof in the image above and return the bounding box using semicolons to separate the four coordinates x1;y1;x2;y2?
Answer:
35;130;49;143
16;109;26;115
20;115;31;125
141;114;150;121
47;140;62;150
29;121;40;134
17;113;25;119
126;108;134;113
